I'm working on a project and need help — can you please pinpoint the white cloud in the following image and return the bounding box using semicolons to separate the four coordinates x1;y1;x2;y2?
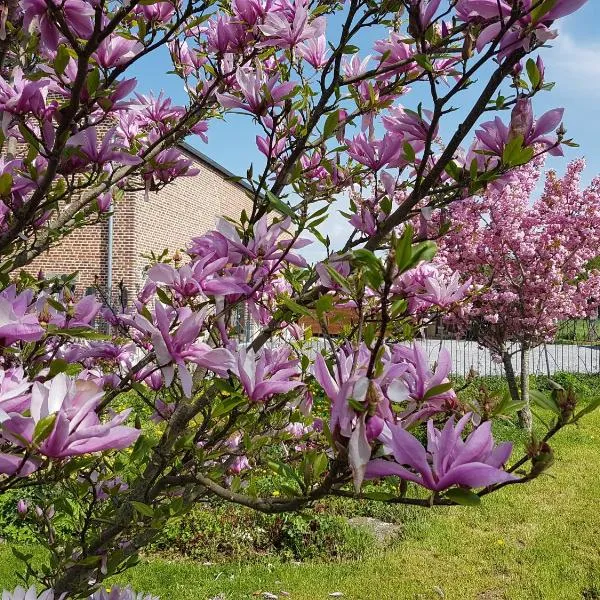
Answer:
542;33;600;98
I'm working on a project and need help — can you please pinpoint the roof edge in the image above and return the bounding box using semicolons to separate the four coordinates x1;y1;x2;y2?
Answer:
177;141;256;196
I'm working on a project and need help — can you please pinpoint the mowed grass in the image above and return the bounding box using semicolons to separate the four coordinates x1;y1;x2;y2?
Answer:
1;411;599;600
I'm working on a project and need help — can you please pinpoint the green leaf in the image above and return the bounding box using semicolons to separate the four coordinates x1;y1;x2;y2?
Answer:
315;294;334;319
526;58;540;89
574;397;600;421
86;68;101;96
353;248;383;274
403;141;416;162
341;45;359;55
413;54;433;72
46;326;109;341
280;296;314;318
212;396;246;418
348;398;366;412
54;45;71;75
380;196;392;216
312;453;329;480
493;391;526;416
530;389;561;415
445;488;481;506
130;501;154;518
48;358;69;378
33;413;57;444
0;172;12;196
324;265;349;289
390;298;408;317
502;135;533;167
423;382;453;401
444;161;462;182
395;225;414;272
360;491;398;501
323;111;339;139
530;0;557;23
410;241;437;267
266;190;295;218
156;287;172;306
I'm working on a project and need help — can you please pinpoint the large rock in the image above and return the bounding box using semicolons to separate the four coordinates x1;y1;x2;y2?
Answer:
347;517;402;547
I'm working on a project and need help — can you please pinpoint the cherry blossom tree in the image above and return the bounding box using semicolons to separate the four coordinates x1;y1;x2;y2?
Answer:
439;157;600;429
0;0;595;596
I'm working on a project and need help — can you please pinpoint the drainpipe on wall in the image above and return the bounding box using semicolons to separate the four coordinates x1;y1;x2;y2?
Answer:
107;199;114;312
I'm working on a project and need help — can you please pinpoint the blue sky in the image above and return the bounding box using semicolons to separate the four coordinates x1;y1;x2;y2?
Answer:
129;2;600;260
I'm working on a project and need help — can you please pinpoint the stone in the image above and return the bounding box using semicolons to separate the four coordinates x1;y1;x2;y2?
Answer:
347;516;402;546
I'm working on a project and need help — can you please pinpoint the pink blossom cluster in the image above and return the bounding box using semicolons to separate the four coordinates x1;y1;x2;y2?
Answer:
438;158;600;352
0;370;139;475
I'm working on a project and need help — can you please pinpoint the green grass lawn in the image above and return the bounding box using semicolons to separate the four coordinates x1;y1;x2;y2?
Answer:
1;411;599;599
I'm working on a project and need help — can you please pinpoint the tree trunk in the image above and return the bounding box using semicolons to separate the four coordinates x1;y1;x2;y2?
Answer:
518;346;533;432
501;350;520;405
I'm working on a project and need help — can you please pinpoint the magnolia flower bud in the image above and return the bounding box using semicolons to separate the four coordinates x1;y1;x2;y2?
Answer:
509;98;533;141
529;442;554;478
17;499;28;516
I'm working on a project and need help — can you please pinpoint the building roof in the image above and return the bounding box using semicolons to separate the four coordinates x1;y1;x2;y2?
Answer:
178;141;257;196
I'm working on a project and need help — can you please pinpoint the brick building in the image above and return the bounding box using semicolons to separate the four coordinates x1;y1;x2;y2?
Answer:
30;143;253;301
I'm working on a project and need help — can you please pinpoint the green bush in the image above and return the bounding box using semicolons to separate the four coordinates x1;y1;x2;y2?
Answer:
148;501;378;562
1;372;596;565
0;489;40;544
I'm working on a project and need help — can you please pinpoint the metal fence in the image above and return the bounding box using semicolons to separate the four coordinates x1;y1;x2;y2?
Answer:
89;282;600;379
419;337;600;378
259;321;600;379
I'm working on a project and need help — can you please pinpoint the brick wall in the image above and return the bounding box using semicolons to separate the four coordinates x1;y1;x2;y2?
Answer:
29;146;253;297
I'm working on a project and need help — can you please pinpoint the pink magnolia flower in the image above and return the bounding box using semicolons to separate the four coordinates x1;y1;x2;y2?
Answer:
373;32;418;78
410;0;442;30
256;134;287;158
391;343;455;405
456;0;588;60
346;133;400;171
315;253;351;291
197;216;310;269
147;257;247;298
228;454;251;475
382;105;436;150
0;367;31;415
21;0;94;51
94;35;144;69
168;40;206;77
1;374;140;459
61;341;135;371
0;286;44;346
232;0;272;25
456;0;587;22
142;148;199;185
131;92;185;132
394;263;471;312
216;66;296;116
124;304;235;396
366;413;516;491
259;0;325;49
204;15;251;54
133;0;177;23
474;99;564;158
297;35;329;69
64;127;142;171
89;586;158;600
236;348;303;402
0;68;50;123
1;586;54;600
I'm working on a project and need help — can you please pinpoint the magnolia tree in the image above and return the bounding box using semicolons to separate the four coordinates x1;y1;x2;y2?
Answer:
438;157;600;429
0;0;595;597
